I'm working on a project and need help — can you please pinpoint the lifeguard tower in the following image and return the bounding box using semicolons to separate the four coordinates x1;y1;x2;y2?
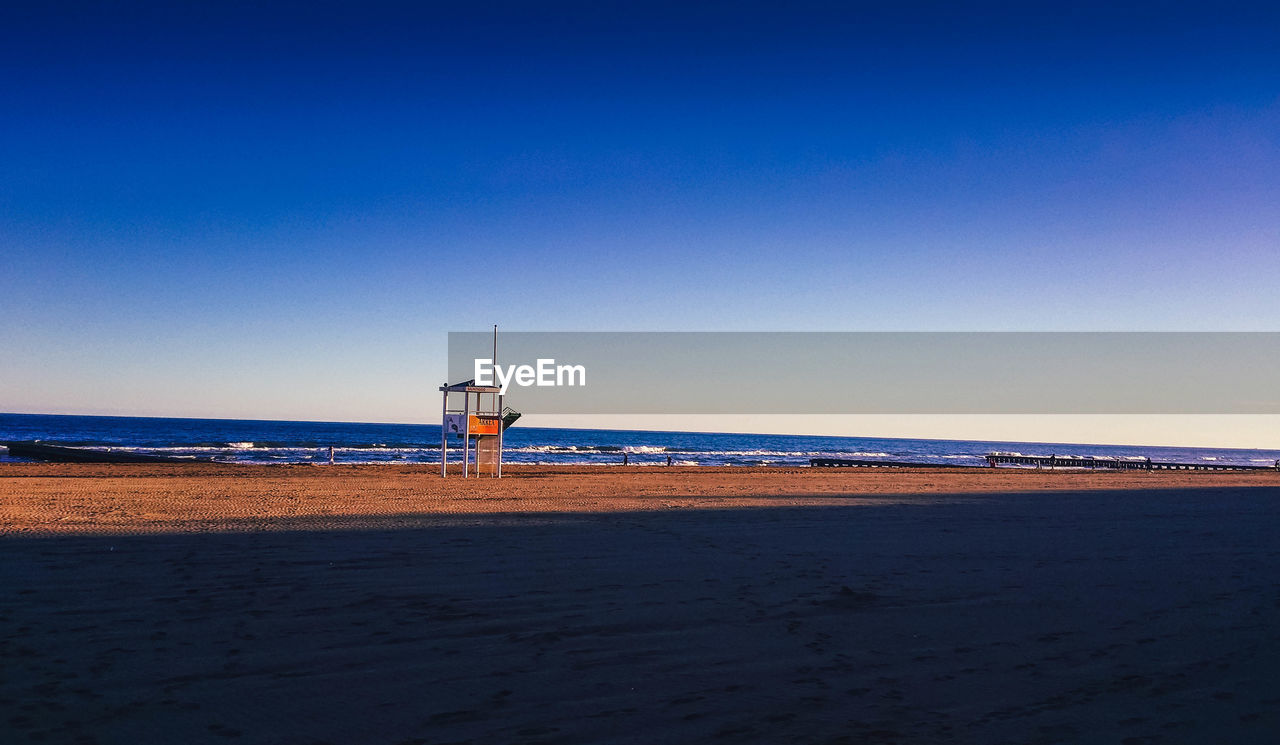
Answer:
439;380;520;477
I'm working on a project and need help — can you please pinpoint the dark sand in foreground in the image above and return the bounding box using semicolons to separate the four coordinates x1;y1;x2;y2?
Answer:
2;465;1279;743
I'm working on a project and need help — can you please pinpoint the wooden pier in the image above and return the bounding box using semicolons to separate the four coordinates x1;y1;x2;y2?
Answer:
3;441;213;464
984;453;1278;471
809;457;967;469
810;454;1279;471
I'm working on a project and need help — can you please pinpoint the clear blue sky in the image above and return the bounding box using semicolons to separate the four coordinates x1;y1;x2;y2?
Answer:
2;1;1278;429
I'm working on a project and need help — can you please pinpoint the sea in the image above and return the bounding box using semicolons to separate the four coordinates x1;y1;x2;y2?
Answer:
2;413;1278;468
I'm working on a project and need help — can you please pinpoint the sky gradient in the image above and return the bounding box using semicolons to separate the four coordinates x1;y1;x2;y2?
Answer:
2;1;1278;443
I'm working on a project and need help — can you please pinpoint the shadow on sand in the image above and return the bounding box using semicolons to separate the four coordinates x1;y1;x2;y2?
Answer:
3;487;1280;744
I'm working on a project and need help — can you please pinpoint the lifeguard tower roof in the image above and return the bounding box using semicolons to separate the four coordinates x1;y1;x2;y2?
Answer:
439;379;501;394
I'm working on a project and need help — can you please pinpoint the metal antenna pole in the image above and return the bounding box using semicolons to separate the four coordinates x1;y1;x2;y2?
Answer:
493;324;500;478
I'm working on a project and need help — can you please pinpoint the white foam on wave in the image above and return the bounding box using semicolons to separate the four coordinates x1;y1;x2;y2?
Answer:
332;446;436;453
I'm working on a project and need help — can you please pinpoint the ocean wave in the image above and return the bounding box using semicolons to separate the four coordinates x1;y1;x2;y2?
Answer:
510;445;604;453
30;440;1267;469
507;444;633;454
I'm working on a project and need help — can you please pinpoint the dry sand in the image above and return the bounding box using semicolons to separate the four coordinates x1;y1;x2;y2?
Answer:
2;464;1279;743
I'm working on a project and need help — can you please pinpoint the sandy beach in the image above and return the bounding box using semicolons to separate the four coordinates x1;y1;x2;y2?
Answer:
3;464;1279;743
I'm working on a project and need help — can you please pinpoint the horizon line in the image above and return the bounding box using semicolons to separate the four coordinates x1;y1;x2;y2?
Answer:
3;410;1279;454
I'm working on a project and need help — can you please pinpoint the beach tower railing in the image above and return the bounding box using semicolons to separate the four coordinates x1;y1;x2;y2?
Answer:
440;380;509;477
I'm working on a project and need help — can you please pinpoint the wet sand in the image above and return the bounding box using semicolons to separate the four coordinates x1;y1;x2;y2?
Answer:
2;465;1279;743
